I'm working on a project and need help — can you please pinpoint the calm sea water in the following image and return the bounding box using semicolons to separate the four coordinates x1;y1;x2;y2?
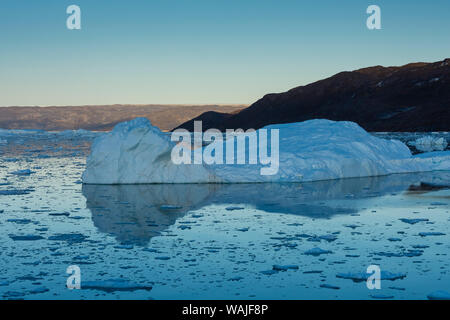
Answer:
0;130;449;300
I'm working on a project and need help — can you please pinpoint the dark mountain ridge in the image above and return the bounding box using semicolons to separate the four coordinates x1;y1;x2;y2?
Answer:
176;58;450;132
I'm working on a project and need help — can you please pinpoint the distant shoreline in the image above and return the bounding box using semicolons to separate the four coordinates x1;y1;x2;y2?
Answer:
0;104;246;132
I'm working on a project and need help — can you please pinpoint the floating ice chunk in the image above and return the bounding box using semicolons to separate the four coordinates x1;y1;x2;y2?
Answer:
228;276;244;281
81;279;152;292
375;249;423;258
307;235;334;243
82;118;450;184
48;233;88;243
114;244;134;250
409;136;448;152
0;189;34;196
73;255;89;260
429;202;447;206
336;271;406;282
10;169;34;176
399;218;429;225
49;212;70;217
160;205;183;210
320;284;340;290
418;232;445;237
155;256;170;260
317;234;338;242
272;265;299;271
260;270;278;275
304;248;332;256
225;206;245;211
9;234;44;241
7;219;33;224
412;245;429;249
427;291;450;300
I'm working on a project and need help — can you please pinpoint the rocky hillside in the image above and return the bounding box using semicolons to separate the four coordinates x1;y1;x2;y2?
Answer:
176;58;450;132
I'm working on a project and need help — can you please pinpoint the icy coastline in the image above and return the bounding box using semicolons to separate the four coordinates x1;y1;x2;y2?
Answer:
81;118;450;184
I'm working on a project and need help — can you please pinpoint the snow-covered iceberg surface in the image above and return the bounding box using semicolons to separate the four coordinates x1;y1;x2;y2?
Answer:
82;118;450;184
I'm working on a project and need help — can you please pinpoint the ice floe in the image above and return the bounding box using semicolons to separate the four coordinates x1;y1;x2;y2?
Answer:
304;248;332;256
9;234;45;241
10;169;34;176
48;233;88;243
82;118;450;184
0;189;34;195
272;265;299;271
418;232;445;237
399;218;429;225
408;136;448;152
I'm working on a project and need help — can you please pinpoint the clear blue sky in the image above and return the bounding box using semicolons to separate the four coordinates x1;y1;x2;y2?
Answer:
0;0;449;106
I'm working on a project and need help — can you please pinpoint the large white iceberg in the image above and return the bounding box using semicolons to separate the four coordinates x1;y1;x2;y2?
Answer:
82;118;450;184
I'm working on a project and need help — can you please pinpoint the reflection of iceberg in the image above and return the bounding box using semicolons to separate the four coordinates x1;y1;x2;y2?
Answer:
83;184;219;245
211;171;450;216
82;118;450;184
83;171;450;245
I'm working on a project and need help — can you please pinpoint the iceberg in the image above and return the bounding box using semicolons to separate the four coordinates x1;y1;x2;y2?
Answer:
408;136;448;152
82;118;450;184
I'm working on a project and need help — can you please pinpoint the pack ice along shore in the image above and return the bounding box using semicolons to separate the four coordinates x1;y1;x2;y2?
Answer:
81;118;450;184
